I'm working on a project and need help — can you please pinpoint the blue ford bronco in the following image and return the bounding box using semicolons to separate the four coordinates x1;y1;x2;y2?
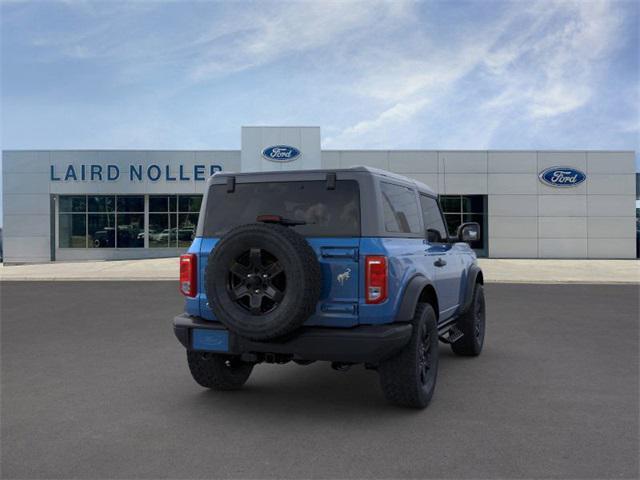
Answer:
173;167;485;408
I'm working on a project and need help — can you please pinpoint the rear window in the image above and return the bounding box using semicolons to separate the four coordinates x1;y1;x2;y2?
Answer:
203;180;360;237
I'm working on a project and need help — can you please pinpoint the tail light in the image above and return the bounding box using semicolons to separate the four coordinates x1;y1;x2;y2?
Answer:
180;253;197;297
365;256;387;304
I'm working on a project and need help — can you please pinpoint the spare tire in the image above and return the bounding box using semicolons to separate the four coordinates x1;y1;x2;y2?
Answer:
205;223;322;340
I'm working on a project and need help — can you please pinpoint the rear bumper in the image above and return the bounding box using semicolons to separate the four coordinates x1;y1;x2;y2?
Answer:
173;314;412;364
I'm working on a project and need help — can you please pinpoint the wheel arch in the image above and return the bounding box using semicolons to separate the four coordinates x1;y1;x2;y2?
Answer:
396;275;439;322
417;284;439;321
459;264;483;315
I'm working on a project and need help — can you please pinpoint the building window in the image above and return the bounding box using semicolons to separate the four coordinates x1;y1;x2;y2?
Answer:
59;196;88;248
59;195;86;213
86;195;115;248
178;195;200;247
115;196;144;248
148;195;201;248
59;212;87;248
439;195;488;256
149;195;175;248
58;194;201;249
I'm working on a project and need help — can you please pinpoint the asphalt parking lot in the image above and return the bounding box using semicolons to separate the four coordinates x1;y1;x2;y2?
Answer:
1;282;638;479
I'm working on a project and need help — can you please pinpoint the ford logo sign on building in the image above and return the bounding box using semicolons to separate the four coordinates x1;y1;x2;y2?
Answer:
538;167;586;188
262;145;301;162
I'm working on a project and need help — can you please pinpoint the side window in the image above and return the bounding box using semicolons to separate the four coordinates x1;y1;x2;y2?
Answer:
380;182;421;234
420;195;448;243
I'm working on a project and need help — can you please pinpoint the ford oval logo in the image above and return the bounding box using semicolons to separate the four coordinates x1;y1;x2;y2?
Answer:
538;166;586;188
261;145;301;162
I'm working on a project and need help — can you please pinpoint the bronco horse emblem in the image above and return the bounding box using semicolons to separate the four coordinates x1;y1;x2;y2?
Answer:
337;268;351;286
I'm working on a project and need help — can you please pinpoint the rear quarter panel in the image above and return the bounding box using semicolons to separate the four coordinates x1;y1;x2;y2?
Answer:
358;237;436;325
183;237;206;318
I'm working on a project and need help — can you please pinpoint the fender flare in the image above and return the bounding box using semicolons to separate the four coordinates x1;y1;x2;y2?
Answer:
459;264;483;315
396;275;435;322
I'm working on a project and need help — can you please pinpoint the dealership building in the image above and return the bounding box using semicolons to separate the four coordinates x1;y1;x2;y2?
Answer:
1;126;637;263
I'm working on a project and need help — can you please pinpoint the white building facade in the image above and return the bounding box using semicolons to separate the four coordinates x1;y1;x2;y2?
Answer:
2;126;637;263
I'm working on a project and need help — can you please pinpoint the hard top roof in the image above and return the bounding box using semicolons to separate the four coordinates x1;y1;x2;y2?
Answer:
209;165;436;196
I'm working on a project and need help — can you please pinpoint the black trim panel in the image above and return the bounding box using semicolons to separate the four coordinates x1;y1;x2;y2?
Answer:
173;314;412;364
459;264;482;314
396;275;432;322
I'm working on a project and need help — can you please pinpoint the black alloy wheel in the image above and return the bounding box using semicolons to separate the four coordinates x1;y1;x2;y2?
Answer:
418;326;433;387
228;248;286;315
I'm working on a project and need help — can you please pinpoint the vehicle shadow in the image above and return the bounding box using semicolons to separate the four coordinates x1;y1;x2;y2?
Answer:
177;345;470;420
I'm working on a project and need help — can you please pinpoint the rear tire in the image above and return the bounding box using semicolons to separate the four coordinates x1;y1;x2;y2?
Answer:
451;283;485;356
378;303;439;408
187;351;253;390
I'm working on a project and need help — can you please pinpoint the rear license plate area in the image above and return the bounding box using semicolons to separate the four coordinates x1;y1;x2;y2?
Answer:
192;329;229;352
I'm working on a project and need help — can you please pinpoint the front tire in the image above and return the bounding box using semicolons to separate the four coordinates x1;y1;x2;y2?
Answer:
451;283;486;356
187;351;253;390
378;303;439;408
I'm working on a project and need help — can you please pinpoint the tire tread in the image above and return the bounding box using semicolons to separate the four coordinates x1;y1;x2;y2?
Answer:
451;283;485;356
379;303;438;408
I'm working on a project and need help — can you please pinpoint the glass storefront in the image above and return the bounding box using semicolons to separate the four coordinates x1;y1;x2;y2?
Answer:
439;195;488;256
148;195;201;248
58;194;202;249
58;213;86;248
59;193;483;253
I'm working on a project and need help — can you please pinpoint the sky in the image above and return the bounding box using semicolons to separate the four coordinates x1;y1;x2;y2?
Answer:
0;0;639;222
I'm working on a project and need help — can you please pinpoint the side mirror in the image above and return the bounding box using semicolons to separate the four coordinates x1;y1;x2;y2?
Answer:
457;222;480;243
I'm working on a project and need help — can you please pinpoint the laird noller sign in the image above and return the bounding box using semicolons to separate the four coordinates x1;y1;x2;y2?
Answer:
50;163;223;182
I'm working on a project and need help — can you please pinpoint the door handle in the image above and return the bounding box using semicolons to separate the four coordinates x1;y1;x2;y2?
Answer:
434;258;447;267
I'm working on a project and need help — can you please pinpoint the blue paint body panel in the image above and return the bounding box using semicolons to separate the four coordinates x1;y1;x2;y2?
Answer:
192;328;229;352
187;235;477;327
195;236;361;327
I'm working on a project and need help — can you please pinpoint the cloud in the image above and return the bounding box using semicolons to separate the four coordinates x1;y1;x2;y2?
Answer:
483;0;624;119
17;0;413;81
189;1;412;80
325;0;629;147
2;0;637;156
333;98;430;141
